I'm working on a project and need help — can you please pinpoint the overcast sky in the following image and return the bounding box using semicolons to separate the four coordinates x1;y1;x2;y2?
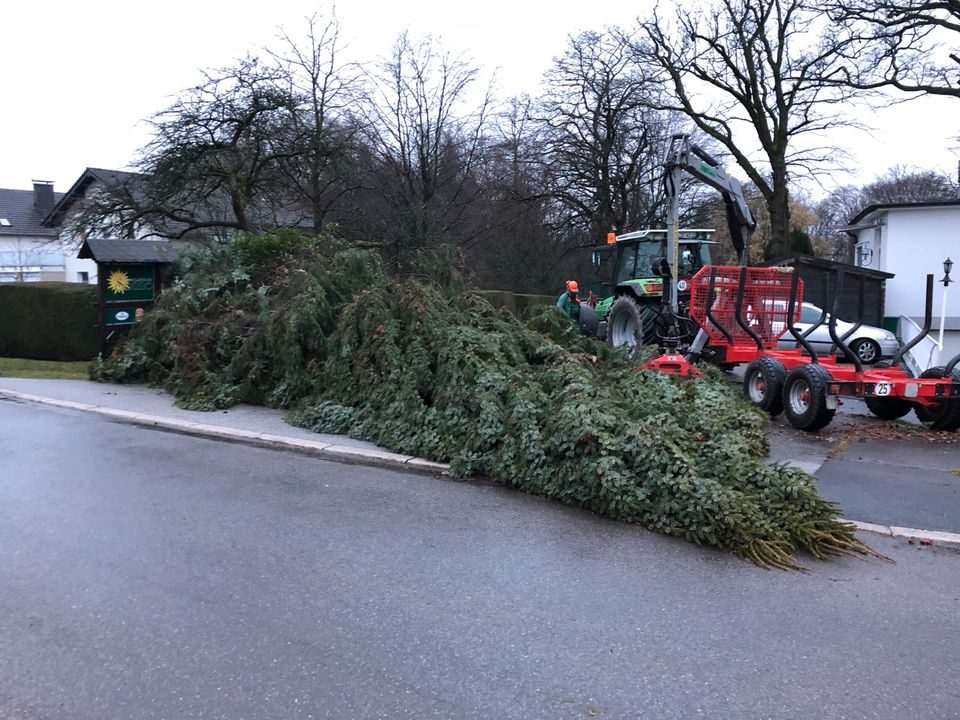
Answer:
3;0;957;198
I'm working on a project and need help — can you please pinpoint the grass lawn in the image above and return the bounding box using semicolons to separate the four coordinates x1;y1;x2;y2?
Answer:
0;357;90;380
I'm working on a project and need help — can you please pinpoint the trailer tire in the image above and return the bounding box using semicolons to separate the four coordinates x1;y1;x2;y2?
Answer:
607;296;657;354
863;360;913;420
782;363;836;432
915;367;960;431
864;396;912;420
743;357;787;417
578;303;600;338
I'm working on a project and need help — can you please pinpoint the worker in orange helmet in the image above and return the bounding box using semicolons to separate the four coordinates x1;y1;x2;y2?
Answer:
556;279;581;321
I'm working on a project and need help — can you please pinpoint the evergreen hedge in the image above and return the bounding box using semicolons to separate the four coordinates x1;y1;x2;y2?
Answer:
91;235;882;569
0;282;98;361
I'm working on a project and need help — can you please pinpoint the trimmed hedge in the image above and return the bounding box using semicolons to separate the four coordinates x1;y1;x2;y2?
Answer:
0;282;98;361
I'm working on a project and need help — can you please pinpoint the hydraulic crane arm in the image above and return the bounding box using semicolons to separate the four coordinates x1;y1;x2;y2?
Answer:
664;133;755;276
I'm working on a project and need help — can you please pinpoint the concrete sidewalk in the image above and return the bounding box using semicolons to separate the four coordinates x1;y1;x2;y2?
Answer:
2;377;958;548
0;378;447;476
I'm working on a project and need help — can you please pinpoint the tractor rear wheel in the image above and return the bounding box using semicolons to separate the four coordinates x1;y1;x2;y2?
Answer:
607;296;658;354
743;357;787;416
782;363;836;431
915;367;960;431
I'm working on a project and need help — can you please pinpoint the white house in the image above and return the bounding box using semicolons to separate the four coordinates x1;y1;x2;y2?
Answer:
846;201;960;369
0;181;92;282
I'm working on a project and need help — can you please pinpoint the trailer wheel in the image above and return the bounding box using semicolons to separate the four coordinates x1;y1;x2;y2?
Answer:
782;363;836;431
743;357;787;416
864;360;912;420
607;296;658;354
864;396;912;420
915;367;960;431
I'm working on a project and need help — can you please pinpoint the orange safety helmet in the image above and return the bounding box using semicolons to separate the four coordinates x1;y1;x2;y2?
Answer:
566;280;579;293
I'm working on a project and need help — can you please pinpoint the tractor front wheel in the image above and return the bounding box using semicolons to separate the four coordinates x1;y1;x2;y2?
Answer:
607;296;658;354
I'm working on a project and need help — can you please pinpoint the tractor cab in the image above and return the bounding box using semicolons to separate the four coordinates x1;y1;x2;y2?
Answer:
591;229;717;322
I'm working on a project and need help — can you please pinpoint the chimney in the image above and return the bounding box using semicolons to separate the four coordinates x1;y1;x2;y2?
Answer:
33;180;54;216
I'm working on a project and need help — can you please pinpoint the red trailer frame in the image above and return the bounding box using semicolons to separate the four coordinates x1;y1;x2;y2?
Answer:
645;265;960;432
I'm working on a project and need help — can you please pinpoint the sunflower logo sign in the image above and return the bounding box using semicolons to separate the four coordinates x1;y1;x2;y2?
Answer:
107;270;131;295
102;263;155;302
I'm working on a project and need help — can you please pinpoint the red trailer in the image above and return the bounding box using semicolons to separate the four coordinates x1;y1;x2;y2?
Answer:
649;265;960;433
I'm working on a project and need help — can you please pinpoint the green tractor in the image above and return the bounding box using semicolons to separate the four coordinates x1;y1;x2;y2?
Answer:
589;229;718;351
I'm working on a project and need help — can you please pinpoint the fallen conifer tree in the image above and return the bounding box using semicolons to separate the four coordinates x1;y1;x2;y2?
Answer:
93;232;882;569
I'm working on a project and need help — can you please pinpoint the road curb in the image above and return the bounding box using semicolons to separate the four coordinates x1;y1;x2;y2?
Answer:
6;387;959;546
841;518;960;550
0;388;452;478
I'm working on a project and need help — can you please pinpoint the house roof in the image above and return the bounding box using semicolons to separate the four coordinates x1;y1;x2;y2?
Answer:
0;187;64;237
43;167;147;227
764;253;894;280
848;200;960;227
77;238;178;263
46;165;315;239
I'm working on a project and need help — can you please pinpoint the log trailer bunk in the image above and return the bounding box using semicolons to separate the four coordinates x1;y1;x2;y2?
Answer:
636;134;960;432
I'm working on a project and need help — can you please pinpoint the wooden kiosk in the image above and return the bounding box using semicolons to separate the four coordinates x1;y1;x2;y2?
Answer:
77;239;177;352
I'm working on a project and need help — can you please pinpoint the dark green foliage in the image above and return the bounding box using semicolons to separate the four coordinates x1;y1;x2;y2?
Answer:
789;227;815;256
233;228;319;269
474;290;556;319
0;282;98;361
93;242;880;569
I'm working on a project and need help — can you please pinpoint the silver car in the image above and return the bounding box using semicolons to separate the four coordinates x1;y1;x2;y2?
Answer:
775;302;900;364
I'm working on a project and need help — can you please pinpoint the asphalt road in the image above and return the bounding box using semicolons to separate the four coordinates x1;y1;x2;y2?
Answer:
2;400;959;719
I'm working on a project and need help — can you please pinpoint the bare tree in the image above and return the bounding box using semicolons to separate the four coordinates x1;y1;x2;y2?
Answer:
358;33;493;269
464;96;558;292
537;30;676;248
631;0;863;258
811;166;958;262
270;13;365;231
829;0;960;98
137;56;299;237
812;184;866;261
862;164;959;202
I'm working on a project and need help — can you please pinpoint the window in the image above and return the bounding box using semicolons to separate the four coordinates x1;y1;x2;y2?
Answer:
800;305;826;324
77;271;90;283
0;218;11;227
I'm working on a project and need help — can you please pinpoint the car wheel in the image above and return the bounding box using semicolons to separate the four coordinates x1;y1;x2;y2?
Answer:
850;338;881;364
